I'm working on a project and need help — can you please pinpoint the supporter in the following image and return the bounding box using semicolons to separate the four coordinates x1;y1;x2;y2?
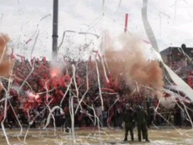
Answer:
0;54;192;131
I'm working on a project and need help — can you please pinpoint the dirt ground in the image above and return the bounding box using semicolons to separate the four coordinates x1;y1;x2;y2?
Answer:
1;127;193;145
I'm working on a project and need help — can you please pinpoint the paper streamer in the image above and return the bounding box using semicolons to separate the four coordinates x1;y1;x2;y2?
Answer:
141;0;193;102
141;0;159;52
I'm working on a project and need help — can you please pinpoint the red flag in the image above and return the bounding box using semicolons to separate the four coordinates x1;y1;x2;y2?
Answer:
124;13;128;33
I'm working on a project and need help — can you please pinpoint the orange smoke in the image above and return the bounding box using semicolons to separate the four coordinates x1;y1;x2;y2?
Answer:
103;33;163;95
0;34;13;91
0;34;12;77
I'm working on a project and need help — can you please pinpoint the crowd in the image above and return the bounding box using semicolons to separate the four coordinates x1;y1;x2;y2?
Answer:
167;47;193;87
0;53;192;131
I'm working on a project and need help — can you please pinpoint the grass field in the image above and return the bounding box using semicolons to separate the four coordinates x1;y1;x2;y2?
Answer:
1;127;193;145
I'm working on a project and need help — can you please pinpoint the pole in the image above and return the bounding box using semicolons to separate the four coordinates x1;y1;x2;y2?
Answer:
52;0;59;60
124;13;128;33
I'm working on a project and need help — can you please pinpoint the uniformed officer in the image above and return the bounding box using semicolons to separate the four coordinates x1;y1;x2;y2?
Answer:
135;105;150;142
123;104;135;141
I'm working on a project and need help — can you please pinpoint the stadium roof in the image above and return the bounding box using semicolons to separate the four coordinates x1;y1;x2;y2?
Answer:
160;45;193;57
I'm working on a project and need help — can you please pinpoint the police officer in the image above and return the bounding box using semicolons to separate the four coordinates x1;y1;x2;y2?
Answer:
123;104;135;141
135;105;150;142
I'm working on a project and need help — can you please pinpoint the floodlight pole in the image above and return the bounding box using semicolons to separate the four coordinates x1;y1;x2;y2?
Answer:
52;0;59;60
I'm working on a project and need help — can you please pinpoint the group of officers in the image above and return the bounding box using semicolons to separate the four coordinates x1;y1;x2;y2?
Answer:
123;104;150;142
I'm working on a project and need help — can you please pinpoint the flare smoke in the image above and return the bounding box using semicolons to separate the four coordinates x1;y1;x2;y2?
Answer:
0;34;12;77
103;33;164;95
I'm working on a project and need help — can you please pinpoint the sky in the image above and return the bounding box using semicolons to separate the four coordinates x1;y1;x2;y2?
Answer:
0;0;193;60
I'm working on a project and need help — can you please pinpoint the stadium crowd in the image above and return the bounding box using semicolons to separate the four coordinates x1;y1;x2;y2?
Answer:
0;53;192;130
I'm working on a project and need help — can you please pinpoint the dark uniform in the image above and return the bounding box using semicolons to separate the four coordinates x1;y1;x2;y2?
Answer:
135;106;149;142
123;105;135;141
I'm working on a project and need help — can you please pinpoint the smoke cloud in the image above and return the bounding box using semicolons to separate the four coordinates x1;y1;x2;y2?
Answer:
0;34;14;91
0;34;13;77
103;33;164;97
